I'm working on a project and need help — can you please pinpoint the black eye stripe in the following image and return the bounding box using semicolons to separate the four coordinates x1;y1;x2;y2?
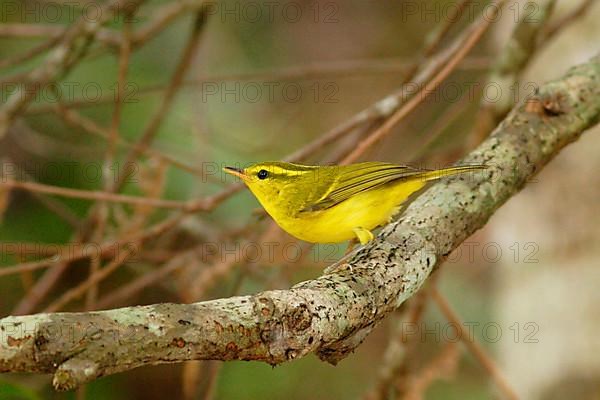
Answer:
257;169;269;180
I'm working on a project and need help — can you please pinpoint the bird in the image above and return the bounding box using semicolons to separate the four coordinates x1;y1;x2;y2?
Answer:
223;161;485;244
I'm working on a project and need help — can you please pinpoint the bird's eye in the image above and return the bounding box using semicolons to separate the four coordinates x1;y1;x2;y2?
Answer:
257;169;269;180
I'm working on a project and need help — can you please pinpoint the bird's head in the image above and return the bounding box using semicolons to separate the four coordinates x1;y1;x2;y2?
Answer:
223;161;318;214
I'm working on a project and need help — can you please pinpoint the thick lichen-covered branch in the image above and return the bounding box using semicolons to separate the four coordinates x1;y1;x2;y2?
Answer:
1;55;600;391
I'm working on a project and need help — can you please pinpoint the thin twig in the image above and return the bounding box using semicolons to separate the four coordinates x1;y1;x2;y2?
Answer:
95;250;190;308
8;210;183;314
3;157;81;228
430;288;519;400
365;282;434;400
24;56;491;115
2;179;192;210
45;246;135;312
411;89;478;161
52;105;212;180
401;0;473;85
341;0;507;165
2;209;182;283
0;35;62;70
131;0;199;48
201;362;222;400
113;10;208;191
468;0;558;148
542;0;595;41
11;260;71;315
0;23;120;46
86;14;135;311
402;342;459;400
0;0;145;138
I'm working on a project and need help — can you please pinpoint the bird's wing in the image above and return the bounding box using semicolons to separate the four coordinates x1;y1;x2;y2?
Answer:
300;162;423;212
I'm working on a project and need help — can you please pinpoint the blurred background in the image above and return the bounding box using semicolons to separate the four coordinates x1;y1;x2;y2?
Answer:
1;0;599;398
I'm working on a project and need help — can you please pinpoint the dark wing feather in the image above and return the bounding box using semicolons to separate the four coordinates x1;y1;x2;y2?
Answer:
300;162;424;212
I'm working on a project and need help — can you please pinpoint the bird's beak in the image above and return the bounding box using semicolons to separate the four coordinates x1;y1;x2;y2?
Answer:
223;166;246;179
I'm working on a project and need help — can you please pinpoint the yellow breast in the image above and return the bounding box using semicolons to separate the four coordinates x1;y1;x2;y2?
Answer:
275;179;426;243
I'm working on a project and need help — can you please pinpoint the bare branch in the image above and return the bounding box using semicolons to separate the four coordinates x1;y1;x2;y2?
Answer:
1;179;192;211
24;57;490;116
430;289;519;400
341;0;507;164
470;0;557;144
542;0;595;42
0;0;146;138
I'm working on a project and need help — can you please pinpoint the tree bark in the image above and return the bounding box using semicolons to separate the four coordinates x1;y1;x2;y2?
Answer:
1;54;600;391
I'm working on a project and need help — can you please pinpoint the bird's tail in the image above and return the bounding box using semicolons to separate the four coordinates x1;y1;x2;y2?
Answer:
415;164;488;182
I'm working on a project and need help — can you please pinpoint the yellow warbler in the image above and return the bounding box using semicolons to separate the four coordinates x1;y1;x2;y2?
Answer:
224;162;485;244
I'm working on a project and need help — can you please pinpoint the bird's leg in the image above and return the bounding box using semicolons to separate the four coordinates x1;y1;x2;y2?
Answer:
352;227;374;245
344;238;358;255
325;228;373;274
